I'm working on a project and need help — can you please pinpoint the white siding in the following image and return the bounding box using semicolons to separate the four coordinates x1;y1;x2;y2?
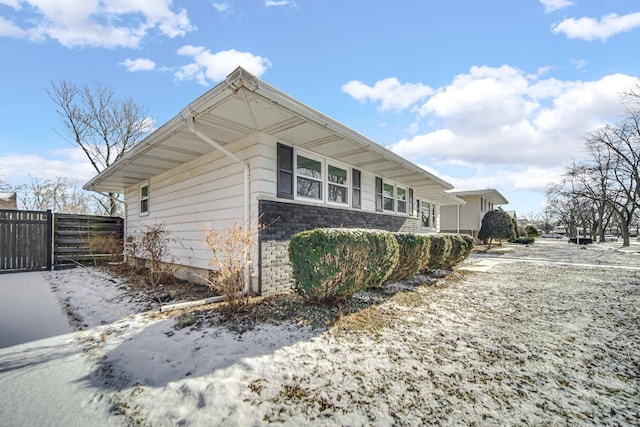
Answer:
124;131;444;278
441;195;482;232
125;133;270;271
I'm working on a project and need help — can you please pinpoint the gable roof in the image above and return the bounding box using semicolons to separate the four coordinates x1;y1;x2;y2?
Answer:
84;67;460;205
446;188;508;205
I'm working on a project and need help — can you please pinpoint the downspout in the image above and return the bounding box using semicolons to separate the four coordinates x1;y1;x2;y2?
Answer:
180;109;252;297
457;204;460;234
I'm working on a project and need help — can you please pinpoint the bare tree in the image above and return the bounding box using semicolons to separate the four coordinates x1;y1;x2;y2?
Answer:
547;84;640;247
16;176;98;214
546;181;597;240
585;122;640;246
48;80;150;215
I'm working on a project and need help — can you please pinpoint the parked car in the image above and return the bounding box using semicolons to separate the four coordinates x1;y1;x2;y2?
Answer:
541;232;564;239
604;235;618;242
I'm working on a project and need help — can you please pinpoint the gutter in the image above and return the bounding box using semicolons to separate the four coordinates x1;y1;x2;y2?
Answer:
180;109;252;297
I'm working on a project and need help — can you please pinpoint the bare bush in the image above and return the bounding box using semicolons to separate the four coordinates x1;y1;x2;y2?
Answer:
125;224;176;287
203;223;254;313
88;234;124;266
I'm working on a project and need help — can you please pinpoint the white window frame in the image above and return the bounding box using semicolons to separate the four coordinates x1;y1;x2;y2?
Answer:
295;151;324;202
383;181;395;212
139;181;149;216
397;186;407;214
420;201;437;230
326;161;350;206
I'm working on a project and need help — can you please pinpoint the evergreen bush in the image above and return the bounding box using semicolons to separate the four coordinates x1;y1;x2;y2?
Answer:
289;228;399;302
478;209;515;248
443;234;476;269
387;233;432;282
426;234;453;270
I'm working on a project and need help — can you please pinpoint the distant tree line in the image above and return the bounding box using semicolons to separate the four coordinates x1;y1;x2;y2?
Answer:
545;84;640;247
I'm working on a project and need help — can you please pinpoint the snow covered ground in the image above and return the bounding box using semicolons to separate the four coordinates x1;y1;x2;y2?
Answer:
1;239;639;426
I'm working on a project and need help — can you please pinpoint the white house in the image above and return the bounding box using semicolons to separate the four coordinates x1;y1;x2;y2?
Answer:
440;188;508;241
84;67;462;295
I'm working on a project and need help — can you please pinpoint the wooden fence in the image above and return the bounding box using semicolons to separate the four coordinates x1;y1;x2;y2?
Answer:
53;213;124;270
0;209;52;273
0;209;124;273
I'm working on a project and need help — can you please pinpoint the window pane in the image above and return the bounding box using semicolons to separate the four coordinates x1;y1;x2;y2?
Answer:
328;184;347;203
422;204;431;227
297;155;322;179
328;165;347;185
398;201;406;213
141;185;148;198
383;183;394;198
141;199;148;213
384;197;394;211
353;189;361;208
297;176;321;199
397;187;406;201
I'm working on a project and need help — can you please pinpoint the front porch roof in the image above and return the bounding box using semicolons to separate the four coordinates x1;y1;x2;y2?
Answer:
84;67;461;205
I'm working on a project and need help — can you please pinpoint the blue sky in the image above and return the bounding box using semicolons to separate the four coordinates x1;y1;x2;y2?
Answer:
1;0;639;216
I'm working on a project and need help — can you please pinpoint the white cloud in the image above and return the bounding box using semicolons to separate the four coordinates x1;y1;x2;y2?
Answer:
539;0;573;14
0;0;194;48
342;78;434;112
0;148;97;184
212;3;230;12
121;58;156;72
175;45;271;85
571;58;587;71
0;16;28;37
265;0;294;7
388;66;639;172
439;166;566;193
552;12;640;42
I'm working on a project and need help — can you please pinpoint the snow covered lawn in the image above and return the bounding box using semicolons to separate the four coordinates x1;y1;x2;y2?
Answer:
3;240;640;426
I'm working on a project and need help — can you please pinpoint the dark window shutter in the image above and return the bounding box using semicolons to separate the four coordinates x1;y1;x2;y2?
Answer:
409;188;414;216
375;176;383;212
277;143;293;199
352;168;361;209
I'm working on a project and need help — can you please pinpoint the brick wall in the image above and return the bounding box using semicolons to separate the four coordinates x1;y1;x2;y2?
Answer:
258;199;420;295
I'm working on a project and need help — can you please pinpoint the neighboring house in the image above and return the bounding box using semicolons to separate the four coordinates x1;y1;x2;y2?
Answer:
440;189;508;240
84;67;462;295
0;192;17;209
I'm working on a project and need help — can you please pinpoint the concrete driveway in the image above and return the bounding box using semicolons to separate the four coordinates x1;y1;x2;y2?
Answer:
0;271;72;348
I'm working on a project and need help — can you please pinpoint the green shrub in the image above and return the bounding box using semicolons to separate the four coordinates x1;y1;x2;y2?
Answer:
426;234;453;270
524;225;540;237
478;209;515;248
388;233;432;282
289;228;399;302
512;236;535;244
443;234;475;269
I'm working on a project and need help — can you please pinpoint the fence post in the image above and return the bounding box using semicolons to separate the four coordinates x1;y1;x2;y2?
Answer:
46;210;53;271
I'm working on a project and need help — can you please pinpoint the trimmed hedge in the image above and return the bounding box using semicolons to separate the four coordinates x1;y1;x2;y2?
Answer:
426;234;452;270
442;233;476;269
511;236;535;245
289;229;475;302
387;233;432;282
289;228;399;302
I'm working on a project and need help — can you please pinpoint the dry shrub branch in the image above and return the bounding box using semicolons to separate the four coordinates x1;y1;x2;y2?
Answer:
203;223;254;313
125;223;176;287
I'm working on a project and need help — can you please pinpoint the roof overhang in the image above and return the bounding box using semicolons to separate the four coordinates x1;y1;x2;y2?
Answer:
445;188;509;205
84;67;455;204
